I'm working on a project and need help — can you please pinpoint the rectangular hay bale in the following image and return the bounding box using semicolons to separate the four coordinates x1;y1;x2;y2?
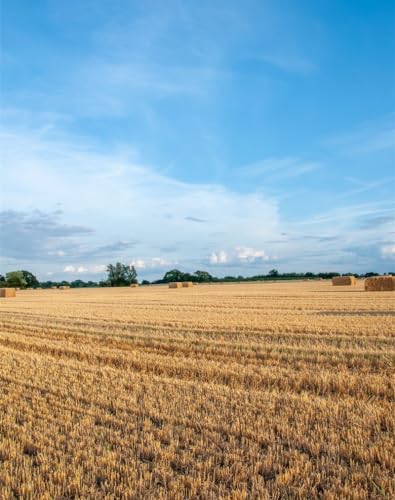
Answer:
332;276;357;286
130;284;139;288
169;282;182;288
365;276;395;292
182;281;194;287
0;288;16;298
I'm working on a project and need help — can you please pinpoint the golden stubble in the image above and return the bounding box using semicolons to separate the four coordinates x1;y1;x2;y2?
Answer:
0;281;394;499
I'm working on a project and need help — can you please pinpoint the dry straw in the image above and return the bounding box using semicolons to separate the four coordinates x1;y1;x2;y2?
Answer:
0;288;16;298
58;286;70;290
332;276;357;286
182;282;194;288
169;282;182;288
365;276;395;291
130;284;139;288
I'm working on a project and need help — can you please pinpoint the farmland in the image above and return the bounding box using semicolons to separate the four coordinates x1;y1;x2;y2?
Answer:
0;281;394;499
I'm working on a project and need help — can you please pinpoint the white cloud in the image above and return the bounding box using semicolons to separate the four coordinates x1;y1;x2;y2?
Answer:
63;265;89;274
235;246;270;262
209;251;229;264
48;250;66;257
130;259;146;269
381;245;395;259
131;257;173;269
63;265;76;273
91;264;107;274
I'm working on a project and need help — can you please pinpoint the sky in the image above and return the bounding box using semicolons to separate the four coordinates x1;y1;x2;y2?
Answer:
1;0;395;281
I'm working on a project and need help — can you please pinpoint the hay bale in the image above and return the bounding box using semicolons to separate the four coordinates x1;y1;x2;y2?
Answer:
130;284;139;288
365;276;395;292
169;282;182;289
0;288;16;298
182;281;193;287
51;286;58;289
58;285;70;290
332;276;357;286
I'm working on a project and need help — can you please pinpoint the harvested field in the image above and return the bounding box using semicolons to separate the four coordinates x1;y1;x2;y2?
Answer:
0;281;394;498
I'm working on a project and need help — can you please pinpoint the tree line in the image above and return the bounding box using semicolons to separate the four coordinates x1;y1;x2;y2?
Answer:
0;263;392;289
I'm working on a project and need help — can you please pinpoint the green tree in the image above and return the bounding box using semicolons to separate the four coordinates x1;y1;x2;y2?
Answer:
268;269;279;277
194;270;213;283
162;269;184;283
20;270;40;288
6;271;27;288
106;262;138;286
0;274;5;286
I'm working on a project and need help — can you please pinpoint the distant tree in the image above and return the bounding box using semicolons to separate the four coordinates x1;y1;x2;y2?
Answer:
194;270;213;283
0;274;5;286
162;269;184;283
106;262;138;286
141;280;150;286
268;269;279;277
20;270;39;288
6;271;27;288
71;280;85;288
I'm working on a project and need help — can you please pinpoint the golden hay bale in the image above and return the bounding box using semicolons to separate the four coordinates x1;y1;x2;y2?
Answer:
365;276;395;292
58;286;70;290
51;286;58;289
130;284;139;288
332;276;357;286
169;282;182;289
0;288;16;298
182;281;194;287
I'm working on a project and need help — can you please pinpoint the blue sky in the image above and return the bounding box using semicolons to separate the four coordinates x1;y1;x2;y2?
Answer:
1;0;394;280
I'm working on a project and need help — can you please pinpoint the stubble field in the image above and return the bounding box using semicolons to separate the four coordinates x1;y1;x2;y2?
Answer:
0;281;394;499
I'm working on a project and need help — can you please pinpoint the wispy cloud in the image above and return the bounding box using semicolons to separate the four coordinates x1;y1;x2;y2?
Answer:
324;114;395;155
237;156;321;181
0;123;281;275
253;52;316;74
